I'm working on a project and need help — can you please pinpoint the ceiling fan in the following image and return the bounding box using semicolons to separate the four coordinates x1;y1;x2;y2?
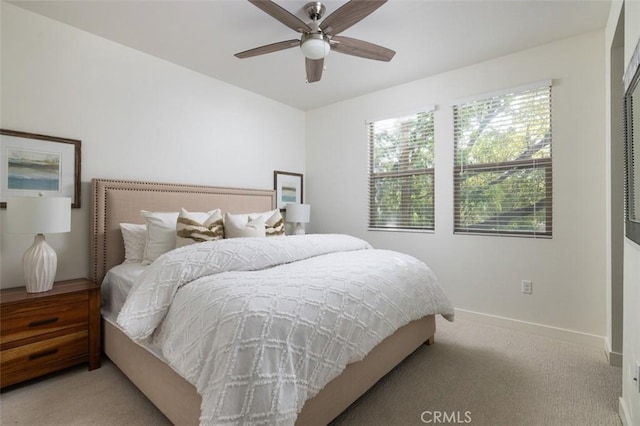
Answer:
234;0;395;83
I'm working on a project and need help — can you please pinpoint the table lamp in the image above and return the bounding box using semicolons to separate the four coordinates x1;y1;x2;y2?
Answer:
286;203;310;235
7;195;71;293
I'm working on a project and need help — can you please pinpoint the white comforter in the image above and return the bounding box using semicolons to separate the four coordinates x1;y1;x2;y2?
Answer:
118;234;454;425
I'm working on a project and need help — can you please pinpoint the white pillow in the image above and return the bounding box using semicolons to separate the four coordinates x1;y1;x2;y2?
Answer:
176;208;223;248
119;223;147;263
251;210;285;237
141;211;179;265
225;209;284;237
224;213;266;238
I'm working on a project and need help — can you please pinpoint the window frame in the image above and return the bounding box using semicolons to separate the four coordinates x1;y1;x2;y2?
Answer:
367;109;436;232
452;82;553;238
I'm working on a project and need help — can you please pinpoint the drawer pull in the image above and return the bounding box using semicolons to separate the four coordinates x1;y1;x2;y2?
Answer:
28;349;58;360
29;317;59;327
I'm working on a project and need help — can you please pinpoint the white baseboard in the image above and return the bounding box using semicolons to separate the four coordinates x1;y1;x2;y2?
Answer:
454;308;605;348
605;337;624;367
619;397;631;426
608;350;624;367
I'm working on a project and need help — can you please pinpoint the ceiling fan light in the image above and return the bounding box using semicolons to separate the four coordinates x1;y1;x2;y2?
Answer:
300;34;330;60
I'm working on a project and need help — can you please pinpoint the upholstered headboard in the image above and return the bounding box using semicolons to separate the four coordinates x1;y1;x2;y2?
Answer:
90;178;275;283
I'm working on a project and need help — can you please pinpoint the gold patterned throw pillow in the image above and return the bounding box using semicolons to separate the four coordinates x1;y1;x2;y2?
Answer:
176;208;224;247
259;210;285;237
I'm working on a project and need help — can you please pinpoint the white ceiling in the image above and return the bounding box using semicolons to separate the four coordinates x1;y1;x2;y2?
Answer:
9;0;611;111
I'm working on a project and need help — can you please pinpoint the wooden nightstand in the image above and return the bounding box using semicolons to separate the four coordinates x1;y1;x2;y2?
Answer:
0;278;101;388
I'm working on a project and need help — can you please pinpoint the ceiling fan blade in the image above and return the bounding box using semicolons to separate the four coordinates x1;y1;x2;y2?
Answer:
320;0;387;36
235;39;300;59
331;36;395;61
306;58;324;83
249;0;312;34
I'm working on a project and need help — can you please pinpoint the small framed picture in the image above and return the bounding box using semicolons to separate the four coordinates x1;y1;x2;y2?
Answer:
273;170;303;210
1;129;81;208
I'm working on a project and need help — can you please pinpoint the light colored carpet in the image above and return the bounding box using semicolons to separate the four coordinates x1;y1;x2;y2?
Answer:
0;318;621;426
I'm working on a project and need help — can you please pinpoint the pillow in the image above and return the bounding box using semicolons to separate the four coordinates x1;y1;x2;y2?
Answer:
141;211;179;264
119;223;147;263
225;209;284;238
141;209;218;264
251;210;285;237
224;213;266;238
176;208;224;248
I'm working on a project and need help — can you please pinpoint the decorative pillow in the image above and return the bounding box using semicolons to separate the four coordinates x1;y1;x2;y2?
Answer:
224;213;266;238
119;223;147;263
176;208;223;248
141;211;179;265
250;210;285;237
225;210;284;238
141;209;218;264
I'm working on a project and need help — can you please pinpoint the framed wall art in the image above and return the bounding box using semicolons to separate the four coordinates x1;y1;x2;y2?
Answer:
273;170;303;210
1;129;81;208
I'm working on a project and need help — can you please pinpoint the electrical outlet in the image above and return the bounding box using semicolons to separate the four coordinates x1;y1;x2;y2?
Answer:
521;280;533;294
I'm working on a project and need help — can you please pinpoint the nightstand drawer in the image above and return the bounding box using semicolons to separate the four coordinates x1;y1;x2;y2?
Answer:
0;293;89;348
0;330;88;387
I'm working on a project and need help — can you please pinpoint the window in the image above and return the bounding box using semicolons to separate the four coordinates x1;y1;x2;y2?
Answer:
453;83;552;237
368;110;435;231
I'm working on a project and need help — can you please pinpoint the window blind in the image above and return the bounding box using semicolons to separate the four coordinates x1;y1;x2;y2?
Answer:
368;111;435;231
453;84;552;237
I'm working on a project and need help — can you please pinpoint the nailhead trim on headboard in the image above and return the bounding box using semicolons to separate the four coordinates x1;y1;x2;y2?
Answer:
90;179;276;284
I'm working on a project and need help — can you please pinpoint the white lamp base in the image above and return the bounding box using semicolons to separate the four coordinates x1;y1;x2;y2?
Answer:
22;234;57;293
293;222;306;235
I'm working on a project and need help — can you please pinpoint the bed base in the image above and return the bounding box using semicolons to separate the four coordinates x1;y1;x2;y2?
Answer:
103;315;435;425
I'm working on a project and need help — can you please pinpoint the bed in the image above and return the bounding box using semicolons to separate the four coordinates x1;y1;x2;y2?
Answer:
90;178;453;425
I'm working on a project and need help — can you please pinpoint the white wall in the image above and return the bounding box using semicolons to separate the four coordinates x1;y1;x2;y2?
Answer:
306;31;607;342
0;3;305;287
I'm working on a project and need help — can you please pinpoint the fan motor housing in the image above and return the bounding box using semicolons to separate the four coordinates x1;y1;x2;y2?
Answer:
304;2;326;21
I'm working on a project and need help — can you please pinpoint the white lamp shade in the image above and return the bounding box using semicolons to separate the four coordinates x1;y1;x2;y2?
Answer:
300;36;330;60
7;196;71;234
286;203;311;223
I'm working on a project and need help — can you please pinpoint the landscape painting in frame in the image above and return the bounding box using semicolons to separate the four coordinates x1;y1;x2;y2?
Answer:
0;129;81;208
274;170;303;210
8;148;61;191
